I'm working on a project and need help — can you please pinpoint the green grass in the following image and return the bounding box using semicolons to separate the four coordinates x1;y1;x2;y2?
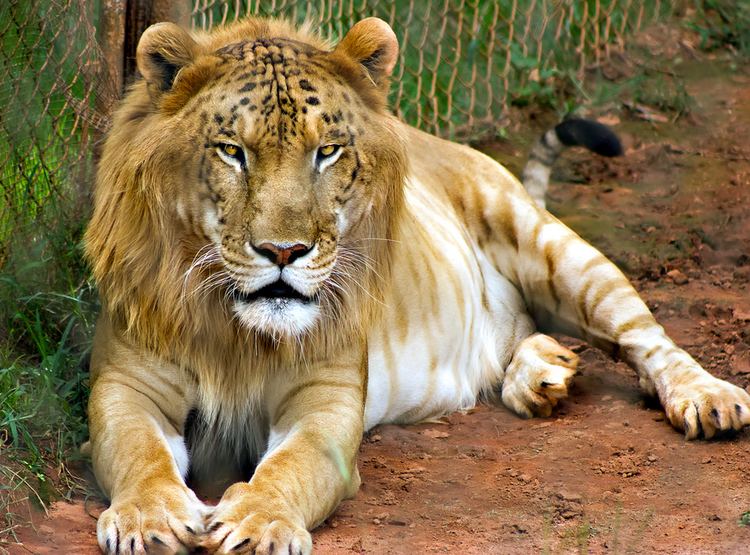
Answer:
687;0;750;56
1;1;97;522
0;160;95;539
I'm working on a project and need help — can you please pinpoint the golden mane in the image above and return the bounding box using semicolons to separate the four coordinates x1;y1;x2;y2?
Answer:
84;18;407;417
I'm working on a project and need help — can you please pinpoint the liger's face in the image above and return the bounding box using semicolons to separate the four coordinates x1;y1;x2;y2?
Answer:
175;37;385;338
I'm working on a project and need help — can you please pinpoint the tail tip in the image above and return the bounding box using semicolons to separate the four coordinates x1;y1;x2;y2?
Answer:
555;118;623;158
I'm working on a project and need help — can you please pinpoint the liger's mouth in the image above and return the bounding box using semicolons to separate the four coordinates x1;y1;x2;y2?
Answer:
231;279;313;304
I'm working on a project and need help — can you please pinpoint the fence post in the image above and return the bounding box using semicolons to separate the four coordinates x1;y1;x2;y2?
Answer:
98;0;127;117
97;0;190;108
124;0;191;85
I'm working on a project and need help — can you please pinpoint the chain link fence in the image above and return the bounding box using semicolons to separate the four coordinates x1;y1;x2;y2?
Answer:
0;0;116;264
192;0;673;137
0;0;677;265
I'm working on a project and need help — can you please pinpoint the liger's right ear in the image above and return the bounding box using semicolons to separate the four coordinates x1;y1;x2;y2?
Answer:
136;22;198;94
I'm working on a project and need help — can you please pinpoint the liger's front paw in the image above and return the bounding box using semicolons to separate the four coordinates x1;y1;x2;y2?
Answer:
502;334;579;418
661;372;750;439
202;483;312;555
97;482;207;554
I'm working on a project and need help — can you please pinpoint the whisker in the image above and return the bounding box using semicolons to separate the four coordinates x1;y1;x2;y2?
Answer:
346;237;402;244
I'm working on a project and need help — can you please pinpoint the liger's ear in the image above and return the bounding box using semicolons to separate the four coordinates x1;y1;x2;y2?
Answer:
335;17;399;93
136;22;198;94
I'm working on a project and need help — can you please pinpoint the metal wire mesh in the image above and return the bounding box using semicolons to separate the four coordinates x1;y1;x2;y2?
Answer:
0;0;113;263
191;0;673;138
0;0;676;263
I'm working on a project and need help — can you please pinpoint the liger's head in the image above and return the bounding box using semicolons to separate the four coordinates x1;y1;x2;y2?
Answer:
87;18;406;343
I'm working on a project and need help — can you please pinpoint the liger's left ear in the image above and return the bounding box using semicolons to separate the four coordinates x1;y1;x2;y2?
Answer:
334;17;399;94
136;22;199;96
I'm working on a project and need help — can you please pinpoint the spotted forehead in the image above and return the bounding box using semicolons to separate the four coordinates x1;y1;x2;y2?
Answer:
218;39;354;103
199;37;360;143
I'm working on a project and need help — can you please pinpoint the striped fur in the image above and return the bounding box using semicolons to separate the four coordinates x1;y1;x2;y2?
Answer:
84;17;750;555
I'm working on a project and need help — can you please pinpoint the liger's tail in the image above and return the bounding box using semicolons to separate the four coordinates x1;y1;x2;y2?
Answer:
521;118;623;209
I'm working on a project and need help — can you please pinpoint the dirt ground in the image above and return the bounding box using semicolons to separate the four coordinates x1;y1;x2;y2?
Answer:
7;36;750;555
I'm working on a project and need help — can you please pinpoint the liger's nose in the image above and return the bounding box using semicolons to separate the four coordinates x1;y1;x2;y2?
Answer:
252;242;312;267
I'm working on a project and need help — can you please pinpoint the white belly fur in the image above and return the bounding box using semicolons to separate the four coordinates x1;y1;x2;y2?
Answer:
364;178;533;430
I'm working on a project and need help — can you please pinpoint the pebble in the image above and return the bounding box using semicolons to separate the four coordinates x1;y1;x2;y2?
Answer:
422;429;450;439
667;269;689;285
557;491;582;503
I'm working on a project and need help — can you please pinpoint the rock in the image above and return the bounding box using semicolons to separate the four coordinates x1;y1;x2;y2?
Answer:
666;269;689;285
557;491;582;503
421;429;450;439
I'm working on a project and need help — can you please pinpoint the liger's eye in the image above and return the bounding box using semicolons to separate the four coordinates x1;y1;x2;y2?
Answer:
318;144;339;157
222;144;239;156
216;142;246;169
317;144;341;160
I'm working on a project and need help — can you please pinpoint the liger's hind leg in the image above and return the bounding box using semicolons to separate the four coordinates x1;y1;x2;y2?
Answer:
501;334;579;418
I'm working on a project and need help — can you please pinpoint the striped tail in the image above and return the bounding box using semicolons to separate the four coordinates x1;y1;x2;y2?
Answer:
521;118;623;209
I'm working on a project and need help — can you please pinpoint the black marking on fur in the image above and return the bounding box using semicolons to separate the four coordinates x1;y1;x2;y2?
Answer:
232;538;252;551
299;78;316;91
554;118;623;157
305;96;320;105
239;97;250;105
239;81;257;93
208;522;224;533
213;114;224;125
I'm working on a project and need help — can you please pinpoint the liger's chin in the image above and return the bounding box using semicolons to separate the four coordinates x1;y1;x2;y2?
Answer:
233;297;321;338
